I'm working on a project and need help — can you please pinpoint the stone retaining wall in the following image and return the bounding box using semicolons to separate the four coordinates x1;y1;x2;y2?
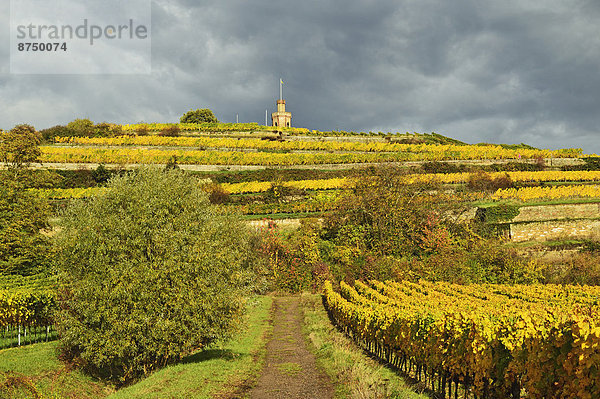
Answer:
512;203;600;223
510;219;600;242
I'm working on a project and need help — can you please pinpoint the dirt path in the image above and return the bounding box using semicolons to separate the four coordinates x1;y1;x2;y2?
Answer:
248;296;334;399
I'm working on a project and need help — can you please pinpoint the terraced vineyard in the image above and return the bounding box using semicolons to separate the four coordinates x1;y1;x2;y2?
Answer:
30;168;600;219
42;129;584;167
325;279;600;399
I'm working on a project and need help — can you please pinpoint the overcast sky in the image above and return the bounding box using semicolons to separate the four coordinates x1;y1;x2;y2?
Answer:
1;0;599;153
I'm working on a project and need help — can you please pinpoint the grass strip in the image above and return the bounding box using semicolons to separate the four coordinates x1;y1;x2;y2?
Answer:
0;341;111;398
108;295;272;399
299;293;427;399
0;296;272;399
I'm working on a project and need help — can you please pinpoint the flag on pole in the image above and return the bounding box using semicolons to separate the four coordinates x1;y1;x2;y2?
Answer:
279;78;283;100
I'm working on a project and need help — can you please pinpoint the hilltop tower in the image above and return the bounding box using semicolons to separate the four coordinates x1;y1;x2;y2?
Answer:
272;79;291;128
272;99;292;128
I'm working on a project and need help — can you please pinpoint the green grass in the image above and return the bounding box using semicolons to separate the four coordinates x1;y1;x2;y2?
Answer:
0;341;112;399
0;327;58;350
0;296;272;399
300;293;427;399
108;295;272;399
275;362;303;377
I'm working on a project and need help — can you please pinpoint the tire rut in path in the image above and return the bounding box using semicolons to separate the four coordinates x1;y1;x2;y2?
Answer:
248;296;334;399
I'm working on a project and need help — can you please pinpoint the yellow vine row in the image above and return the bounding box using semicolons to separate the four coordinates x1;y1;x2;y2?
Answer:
324;279;600;399
493;184;600;201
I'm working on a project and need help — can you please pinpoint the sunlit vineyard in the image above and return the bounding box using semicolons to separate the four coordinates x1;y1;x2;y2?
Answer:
40;146;416;165
53;135;583;160
0;274;56;348
50;136;582;162
493;184;600;201
221;177;350;194
325;279;600;399
30;186;108;199
409;170;600;184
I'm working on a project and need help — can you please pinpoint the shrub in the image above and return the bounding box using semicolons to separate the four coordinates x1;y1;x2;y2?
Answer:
39;125;73;142
420;161;466;174
91;164;111;184
66;119;95;137
205;183;230;204
542;252;600;285
466;171;513;192
180;109;218;124
57;168;95;188
256;222;315;292
164;155;180;170
94;123;112;137
135;124;149;136
55;167;256;382
485;161;543;172
0;124;42;171
562;157;600;171
0;180;52;276
158;125;180;137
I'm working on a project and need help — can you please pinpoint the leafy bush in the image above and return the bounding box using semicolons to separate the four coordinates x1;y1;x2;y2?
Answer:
55;167;256;382
158;125;180;137
0;124;42;171
39;125;74;142
94;123;123;138
466;171;513;192
485;161;544;172
315;166;537;284
205;183;230;204
135;124;149;136
420;161;467;174
0;181;52;276
264;181;296;203
91;164;111;184
542;252;600;285
256;220;324;292
164;155;180;170
41;122;122;140
66;119;95;137
562;157;600;171
180;109;218;124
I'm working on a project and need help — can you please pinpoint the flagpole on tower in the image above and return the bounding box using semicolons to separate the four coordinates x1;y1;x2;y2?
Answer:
279;78;283;101
265;109;268;126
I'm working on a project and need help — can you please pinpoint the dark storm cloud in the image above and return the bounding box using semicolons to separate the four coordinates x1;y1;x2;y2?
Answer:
1;0;599;152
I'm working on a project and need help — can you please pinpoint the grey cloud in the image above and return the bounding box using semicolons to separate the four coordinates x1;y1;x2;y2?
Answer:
1;0;599;153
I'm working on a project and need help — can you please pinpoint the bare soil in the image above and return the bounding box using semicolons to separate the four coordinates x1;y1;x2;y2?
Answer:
247;296;334;399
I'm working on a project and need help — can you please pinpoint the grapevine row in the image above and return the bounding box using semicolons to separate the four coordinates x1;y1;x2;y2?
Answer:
409;170;600;184
54;135;582;159
324;279;600;399
493;184;600;201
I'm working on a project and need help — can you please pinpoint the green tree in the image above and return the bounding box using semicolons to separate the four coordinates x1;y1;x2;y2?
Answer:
55;167;256;382
0;124;42;173
0;181;52;276
321;166;539;284
0;124;52;276
325;166;463;258
66;118;94;137
180;108;218;124
91;164;111;184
